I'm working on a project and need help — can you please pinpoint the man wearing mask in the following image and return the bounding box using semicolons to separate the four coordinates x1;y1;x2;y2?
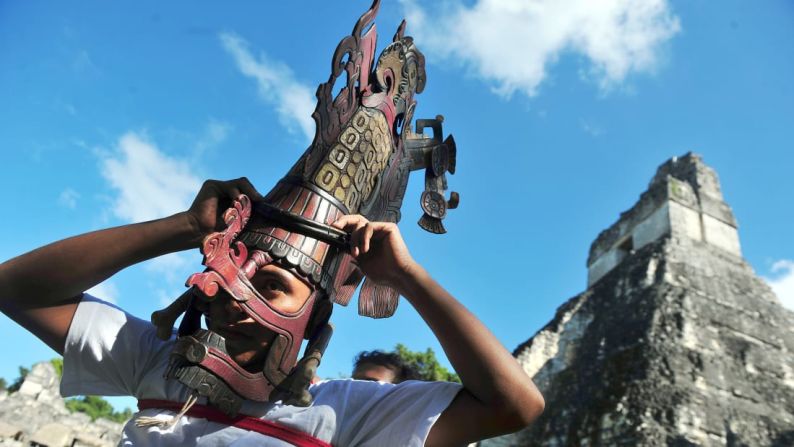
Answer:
0;1;544;445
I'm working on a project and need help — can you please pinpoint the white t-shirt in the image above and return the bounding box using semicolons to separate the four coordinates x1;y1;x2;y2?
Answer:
61;296;462;446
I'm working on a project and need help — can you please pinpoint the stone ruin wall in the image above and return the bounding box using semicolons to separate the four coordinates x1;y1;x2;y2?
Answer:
0;362;123;447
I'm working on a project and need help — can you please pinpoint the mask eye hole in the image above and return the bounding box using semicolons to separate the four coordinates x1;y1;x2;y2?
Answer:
251;275;288;298
265;280;286;292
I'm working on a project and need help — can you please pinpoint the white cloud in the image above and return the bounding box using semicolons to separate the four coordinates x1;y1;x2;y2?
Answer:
194;119;231;157
403;0;681;98
580;119;605;137
219;32;315;142
86;280;119;304
146;251;196;284
54;99;78;117
99;131;201;223
764;260;794;311
97;132;203;302
157;288;183;308
58;188;80;209
72;49;100;77
205;120;230;145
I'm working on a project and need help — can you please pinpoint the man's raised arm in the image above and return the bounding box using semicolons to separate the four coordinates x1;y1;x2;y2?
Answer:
334;215;545;446
0;178;261;354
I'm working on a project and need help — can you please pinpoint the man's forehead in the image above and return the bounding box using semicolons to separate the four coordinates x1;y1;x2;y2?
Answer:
353;363;398;382
354;363;398;375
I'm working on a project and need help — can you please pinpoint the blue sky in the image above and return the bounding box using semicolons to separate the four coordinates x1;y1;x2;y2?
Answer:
1;0;792;412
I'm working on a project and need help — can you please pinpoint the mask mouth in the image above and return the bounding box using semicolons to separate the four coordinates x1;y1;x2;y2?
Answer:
206;321;279;375
164;329;255;417
210;322;258;341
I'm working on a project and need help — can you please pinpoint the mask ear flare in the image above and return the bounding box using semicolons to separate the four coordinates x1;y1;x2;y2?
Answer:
178;296;203;337
358;278;399;318
151;289;194;340
331;256;364;306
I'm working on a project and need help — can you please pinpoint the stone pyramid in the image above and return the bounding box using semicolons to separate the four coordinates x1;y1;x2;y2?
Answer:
484;153;794;446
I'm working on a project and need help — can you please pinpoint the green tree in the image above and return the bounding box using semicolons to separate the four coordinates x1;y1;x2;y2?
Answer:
0;377;6;391
394;344;460;383
66;395;114;421
50;358;63;377
111;407;134;423
65;395;132;422
7;366;29;393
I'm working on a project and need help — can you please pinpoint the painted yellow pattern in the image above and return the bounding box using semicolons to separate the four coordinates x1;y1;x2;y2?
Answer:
314;107;392;211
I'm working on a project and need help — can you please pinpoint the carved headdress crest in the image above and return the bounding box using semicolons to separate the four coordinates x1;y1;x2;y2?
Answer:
151;0;459;416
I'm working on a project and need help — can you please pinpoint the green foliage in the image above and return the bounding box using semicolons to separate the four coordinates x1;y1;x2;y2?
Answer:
65;396;133;422
0;378;6;391
394;343;460;383
112;407;134;423
50;358;63;378
65;395;113;420
7;366;29;393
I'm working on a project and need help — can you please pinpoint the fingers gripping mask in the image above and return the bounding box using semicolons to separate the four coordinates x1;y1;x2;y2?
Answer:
150;0;459;417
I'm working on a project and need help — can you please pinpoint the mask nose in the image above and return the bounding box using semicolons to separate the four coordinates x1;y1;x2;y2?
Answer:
224;296;245;317
205;292;247;324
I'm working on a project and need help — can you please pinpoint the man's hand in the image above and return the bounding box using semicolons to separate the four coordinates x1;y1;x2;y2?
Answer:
332;215;417;292
185;177;263;247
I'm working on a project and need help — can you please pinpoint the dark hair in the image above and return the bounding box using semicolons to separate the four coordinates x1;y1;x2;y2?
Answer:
353;350;421;383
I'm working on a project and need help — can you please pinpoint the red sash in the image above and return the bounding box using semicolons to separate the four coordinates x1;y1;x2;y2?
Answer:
137;399;332;447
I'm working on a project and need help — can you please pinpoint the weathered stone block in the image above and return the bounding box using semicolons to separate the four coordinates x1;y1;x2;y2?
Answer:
0;362;123;447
